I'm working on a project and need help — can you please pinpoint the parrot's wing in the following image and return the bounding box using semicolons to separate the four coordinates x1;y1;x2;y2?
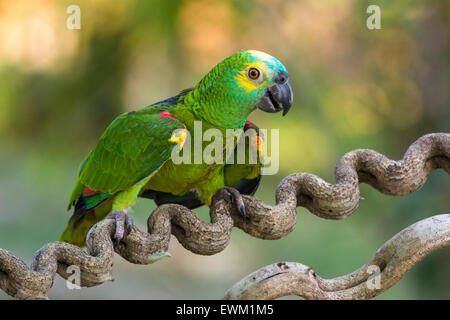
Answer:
78;109;186;195
141;121;264;208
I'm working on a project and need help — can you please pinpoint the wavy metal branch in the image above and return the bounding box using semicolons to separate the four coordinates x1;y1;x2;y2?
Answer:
224;214;450;300
0;133;449;299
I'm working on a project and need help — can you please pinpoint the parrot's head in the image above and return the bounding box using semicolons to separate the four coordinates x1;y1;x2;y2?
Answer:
188;50;293;128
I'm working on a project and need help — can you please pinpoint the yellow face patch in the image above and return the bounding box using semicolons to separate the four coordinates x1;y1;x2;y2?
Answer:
235;61;272;93
234;50;281;93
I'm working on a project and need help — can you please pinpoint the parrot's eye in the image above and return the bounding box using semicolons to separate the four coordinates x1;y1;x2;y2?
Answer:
248;68;260;79
246;67;263;83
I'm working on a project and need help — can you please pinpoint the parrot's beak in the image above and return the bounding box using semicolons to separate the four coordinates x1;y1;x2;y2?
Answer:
256;71;293;116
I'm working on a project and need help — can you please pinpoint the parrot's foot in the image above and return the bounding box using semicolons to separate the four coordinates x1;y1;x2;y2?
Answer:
106;210;134;247
217;187;247;219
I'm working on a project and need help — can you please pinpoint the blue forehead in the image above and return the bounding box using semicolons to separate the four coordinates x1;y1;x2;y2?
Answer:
247;50;287;74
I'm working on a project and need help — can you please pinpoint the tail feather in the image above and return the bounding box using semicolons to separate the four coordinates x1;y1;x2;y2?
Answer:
59;196;113;247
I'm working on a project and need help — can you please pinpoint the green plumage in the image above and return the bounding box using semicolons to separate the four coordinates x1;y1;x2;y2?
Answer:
80;110;184;194
60;50;288;246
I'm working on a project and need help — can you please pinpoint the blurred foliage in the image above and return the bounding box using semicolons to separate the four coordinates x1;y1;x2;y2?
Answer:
0;0;448;299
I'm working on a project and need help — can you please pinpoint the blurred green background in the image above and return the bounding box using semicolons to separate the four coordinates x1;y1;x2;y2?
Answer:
0;0;449;299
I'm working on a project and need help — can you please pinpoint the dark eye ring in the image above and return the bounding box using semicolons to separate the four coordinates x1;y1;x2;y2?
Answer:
247;67;260;80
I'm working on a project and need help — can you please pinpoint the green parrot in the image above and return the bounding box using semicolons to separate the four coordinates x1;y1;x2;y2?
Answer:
60;50;293;247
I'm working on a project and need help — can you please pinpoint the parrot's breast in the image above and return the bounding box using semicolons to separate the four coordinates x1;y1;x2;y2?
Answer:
143;160;224;198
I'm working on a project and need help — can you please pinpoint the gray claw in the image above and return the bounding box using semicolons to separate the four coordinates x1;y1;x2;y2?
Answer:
238;201;247;220
107;210;134;247
125;214;134;233
114;237;121;249
221;187;247;220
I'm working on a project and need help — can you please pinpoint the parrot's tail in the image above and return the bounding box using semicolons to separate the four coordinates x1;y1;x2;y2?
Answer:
59;197;113;247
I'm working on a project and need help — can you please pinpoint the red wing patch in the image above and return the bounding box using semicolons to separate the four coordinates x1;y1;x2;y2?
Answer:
244;120;256;131
159;111;186;132
83;186;101;197
159;112;178;121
